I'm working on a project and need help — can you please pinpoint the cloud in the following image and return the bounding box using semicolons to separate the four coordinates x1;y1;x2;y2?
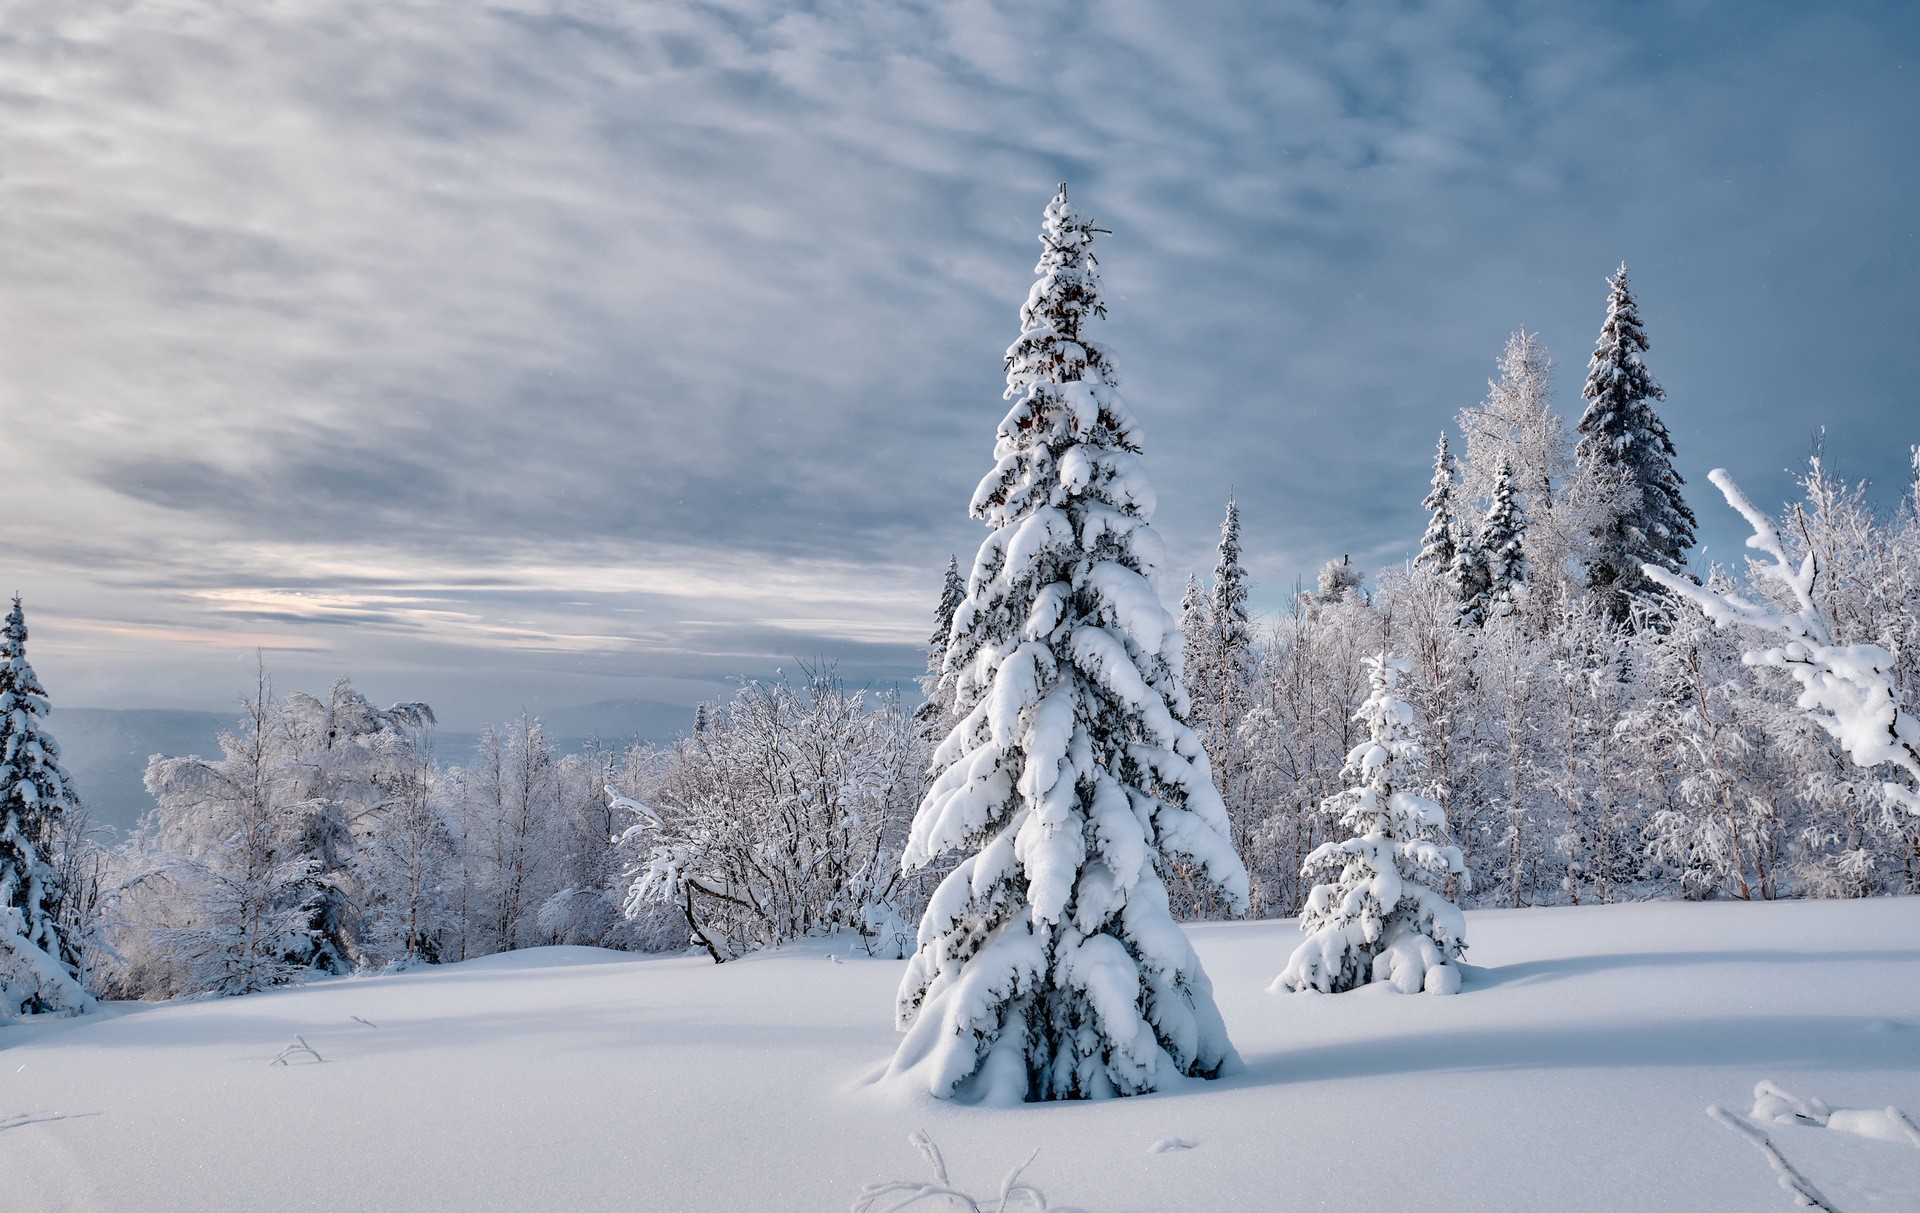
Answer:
1;0;1915;724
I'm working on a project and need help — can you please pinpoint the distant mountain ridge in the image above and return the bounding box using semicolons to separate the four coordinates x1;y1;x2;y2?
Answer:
55;698;695;836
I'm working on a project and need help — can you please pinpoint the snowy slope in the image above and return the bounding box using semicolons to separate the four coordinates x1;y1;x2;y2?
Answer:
6;898;1918;1212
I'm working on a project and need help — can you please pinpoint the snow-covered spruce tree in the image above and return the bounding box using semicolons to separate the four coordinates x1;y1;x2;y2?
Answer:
916;555;967;744
1480;458;1530;617
1179;573;1210;667
0;599;90;1017
1450;525;1491;627
1208;499;1252;681
1578;264;1695;621
1274;654;1467;995
1416;433;1460;575
1203;497;1256;847
888;187;1247;1103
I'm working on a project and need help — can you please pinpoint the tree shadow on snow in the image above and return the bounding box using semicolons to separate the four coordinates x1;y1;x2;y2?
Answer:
1228;1014;1920;1091
1468;948;1920;989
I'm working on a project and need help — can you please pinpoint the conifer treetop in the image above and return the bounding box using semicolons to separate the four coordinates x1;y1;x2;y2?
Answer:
1576;263;1697;597
1418;433;1459;572
1211;497;1249;644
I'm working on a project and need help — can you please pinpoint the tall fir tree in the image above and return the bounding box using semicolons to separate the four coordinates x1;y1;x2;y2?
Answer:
0;598;91;1016
1274;653;1467;995
1417;433;1460;574
1480;458;1530;617
916;554;967;743
888;187;1247;1103
1577;264;1696;620
1209;497;1252;681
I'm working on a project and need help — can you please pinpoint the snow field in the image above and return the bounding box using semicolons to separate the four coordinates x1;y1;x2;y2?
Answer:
5;896;1918;1211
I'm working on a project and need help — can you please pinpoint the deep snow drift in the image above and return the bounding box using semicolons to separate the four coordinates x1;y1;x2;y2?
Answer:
5;898;1918;1211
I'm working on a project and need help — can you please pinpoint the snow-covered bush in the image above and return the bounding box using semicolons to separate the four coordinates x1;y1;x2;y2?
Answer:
617;671;925;962
1275;654;1467;995
887;187;1245;1103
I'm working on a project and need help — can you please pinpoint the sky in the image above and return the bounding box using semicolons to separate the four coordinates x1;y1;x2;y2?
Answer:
1;0;1915;729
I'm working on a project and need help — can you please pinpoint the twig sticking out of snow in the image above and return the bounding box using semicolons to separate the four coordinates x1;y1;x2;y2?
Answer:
852;1131;1091;1213
1707;1105;1841;1212
350;1016;378;1028
1645;469;1920;817
269;1035;324;1066
0;1111;75;1133
1147;1139;1197;1154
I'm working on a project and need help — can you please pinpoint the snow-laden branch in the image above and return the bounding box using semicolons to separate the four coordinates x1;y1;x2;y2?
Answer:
1706;1105;1840;1212
1644;467;1920;817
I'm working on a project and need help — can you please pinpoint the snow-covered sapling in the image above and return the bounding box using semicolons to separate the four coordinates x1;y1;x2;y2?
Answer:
1274;653;1467;996
1644;469;1920;819
889;187;1247;1103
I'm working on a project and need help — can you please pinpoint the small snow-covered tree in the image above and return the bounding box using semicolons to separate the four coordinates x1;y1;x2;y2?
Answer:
0;599;91;1017
1179;573;1210;668
1416;433;1460;575
1480;458;1530;617
1275;654;1467;995
1450;528;1491;627
1579;264;1695;620
888;187;1246;1103
917;555;967;744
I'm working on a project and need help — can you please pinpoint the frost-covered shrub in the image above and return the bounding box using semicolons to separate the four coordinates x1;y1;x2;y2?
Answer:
617;671;925;962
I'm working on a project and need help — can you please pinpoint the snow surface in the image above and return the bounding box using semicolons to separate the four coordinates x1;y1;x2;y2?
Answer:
6;899;1920;1211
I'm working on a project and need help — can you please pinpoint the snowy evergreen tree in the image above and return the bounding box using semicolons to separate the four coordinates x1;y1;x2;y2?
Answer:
1210;498;1251;666
1185;501;1254;777
0;599;90;1017
1578;264;1696;620
1275;654;1467;995
1480;458;1530;617
1450;527;1491;627
916;555;967;743
888;187;1247;1103
1416;433;1460;575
